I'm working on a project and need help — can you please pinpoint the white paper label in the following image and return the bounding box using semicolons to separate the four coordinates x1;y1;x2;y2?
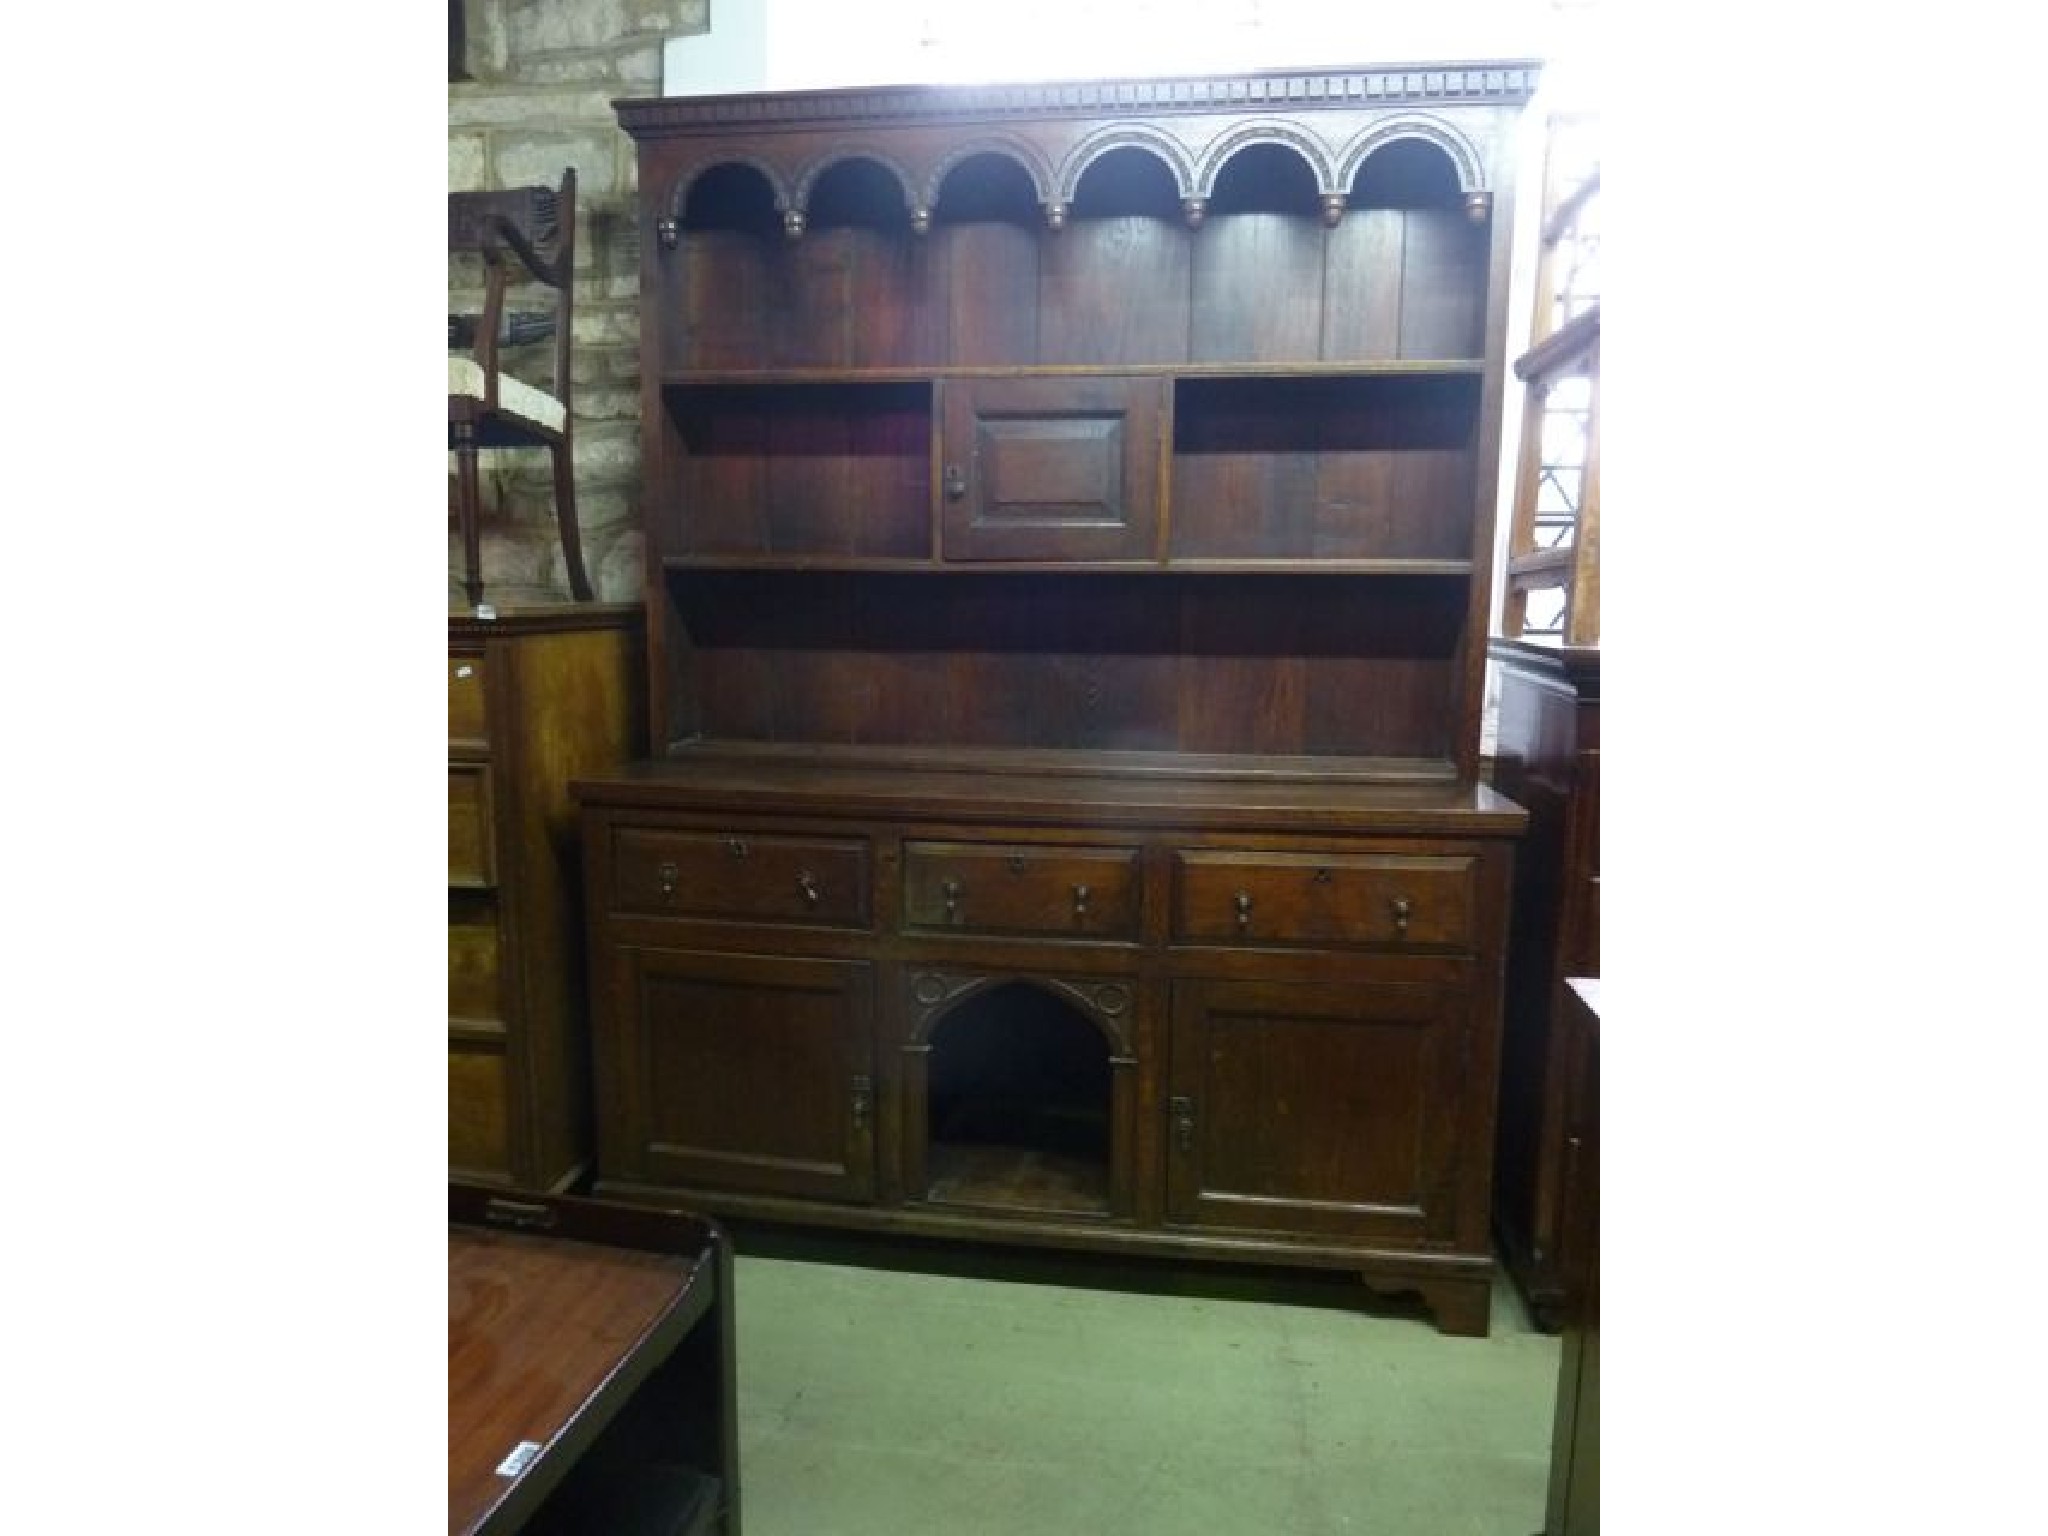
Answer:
495;1440;543;1478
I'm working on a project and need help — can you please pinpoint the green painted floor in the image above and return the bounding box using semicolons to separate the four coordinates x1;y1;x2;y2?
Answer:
727;1231;1559;1536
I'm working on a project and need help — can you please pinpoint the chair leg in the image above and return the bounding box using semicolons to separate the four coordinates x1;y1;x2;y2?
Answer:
452;423;485;610
552;435;594;601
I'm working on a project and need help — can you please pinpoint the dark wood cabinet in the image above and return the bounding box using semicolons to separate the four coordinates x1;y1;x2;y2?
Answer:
448;607;644;1190
1489;638;1600;1325
599;945;878;1204
580;63;1536;1334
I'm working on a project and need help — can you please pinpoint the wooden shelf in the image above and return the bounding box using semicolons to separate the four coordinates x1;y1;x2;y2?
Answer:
662;361;1488;387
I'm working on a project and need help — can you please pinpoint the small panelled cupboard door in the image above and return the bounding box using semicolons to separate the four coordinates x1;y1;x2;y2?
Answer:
939;375;1166;561
1165;977;1470;1246
608;947;877;1202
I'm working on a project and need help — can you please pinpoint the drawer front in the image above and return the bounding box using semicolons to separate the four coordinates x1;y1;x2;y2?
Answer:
448;916;501;1022
448;766;496;888
612;827;871;928
903;841;1140;939
1173;850;1475;950
448;652;488;746
449;1044;510;1177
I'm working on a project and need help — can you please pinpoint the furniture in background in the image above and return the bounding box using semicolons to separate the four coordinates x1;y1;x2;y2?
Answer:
1489;117;1601;1327
450;606;644;1191
449;169;596;612
450;1182;740;1536
579;63;1537;1336
1540;978;1599;1535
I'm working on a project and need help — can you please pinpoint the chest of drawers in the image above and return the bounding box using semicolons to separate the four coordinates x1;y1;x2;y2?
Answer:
448;608;643;1190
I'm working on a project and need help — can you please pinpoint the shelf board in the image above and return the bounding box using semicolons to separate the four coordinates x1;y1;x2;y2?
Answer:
664;556;1475;577
662;360;1487;388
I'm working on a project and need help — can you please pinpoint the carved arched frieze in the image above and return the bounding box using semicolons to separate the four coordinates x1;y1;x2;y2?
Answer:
1053;124;1197;206
1335;113;1486;196
1191;118;1340;200
905;971;1136;1058
788;146;920;224
921;135;1058;217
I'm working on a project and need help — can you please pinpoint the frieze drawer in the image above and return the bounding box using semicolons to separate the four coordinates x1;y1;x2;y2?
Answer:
447;654;488;747
1172;850;1476;950
903;841;1140;940
448;766;496;889
612;827;871;928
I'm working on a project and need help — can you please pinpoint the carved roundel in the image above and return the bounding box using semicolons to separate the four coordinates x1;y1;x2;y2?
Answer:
1334;112;1486;195
1191;118;1340;199
1053;123;1198;205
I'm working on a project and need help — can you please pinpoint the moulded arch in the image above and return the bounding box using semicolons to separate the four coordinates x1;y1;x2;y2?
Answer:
1054;125;1196;206
923;137;1057;215
1335;114;1486;197
1192;118;1339;199
668;156;793;226
789;148;919;224
910;974;1135;1059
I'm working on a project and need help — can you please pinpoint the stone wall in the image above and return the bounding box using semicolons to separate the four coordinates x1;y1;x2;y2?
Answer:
448;0;709;609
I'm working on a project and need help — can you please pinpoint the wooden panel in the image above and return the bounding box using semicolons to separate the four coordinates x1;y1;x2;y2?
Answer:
1395;210;1489;359
1166;977;1468;1242
1190;214;1325;363
449;1044;511;1176
903;841;1141;939
619;948;876;1202
941;375;1165;561
939;222;1038;364
1172;850;1476;949
1039;217;1190;365
676;230;773;370
1321;208;1407;361
610;826;871;928
448;765;496;888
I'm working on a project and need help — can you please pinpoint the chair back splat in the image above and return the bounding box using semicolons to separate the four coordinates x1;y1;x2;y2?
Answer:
448;168;594;611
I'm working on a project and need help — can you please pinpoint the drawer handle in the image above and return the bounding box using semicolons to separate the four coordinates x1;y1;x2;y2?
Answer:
1233;890;1252;932
797;870;821;907
725;837;750;859
942;878;963;923
944;463;968;500
1072;883;1091;920
1170;1095;1195;1153
1391;896;1412;937
657;860;679;898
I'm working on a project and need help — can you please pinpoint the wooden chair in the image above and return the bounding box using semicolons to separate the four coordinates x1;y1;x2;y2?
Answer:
449;170;594;610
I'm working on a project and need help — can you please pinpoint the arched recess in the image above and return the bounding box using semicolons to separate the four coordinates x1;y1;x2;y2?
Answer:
1334;114;1486;200
1192;118;1339;205
1325;116;1492;363
924;138;1055;223
658;158;787;371
789;148;918;232
903;973;1137;1218
1054;125;1195;214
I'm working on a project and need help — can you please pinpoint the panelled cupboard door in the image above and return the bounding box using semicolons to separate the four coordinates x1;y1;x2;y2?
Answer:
606;946;877;1202
1165;976;1470;1245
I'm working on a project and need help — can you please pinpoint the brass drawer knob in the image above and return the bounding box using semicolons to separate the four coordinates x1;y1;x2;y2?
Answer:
942;878;963;922
1233;890;1253;931
657;860;679;898
797;870;821;907
1391;896;1412;937
1073;883;1091;920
